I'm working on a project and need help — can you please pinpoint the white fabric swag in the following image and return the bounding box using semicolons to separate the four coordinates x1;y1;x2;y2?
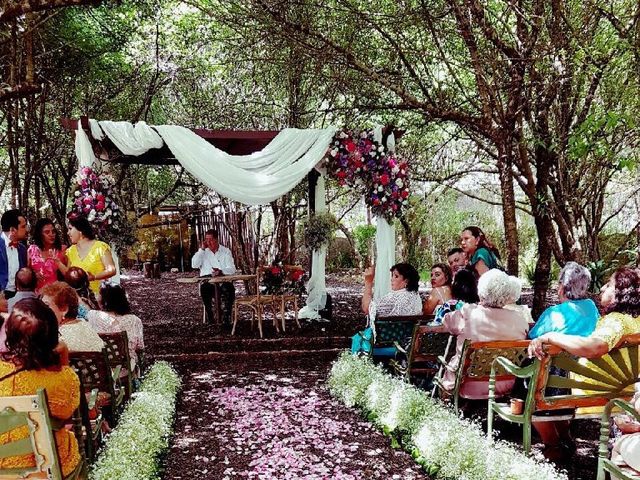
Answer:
78;120;337;205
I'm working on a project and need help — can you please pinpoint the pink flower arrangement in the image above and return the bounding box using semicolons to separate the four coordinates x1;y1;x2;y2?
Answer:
323;130;410;221
69;166;121;236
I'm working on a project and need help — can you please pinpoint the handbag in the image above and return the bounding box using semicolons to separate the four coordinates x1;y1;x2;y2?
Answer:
351;327;374;355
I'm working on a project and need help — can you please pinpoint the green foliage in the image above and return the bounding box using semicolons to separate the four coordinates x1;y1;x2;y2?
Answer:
302;212;338;251
90;361;181;480
353;224;376;264
586;260;615;293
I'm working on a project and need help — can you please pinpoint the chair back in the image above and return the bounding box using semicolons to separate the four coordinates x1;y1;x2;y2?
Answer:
69;350;114;397
374;319;419;348
531;333;640;412
0;388;63;479
454;339;530;399
99;331;133;400
408;325;452;376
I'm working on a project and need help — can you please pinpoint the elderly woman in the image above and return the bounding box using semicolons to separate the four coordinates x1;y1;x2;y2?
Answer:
441;269;529;399
41;281;104;353
423;263;453;315
529;267;640;459
0;298;81;477
529;262;599;339
352;263;422;355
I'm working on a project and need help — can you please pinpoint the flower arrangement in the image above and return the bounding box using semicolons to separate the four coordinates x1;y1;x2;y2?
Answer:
302;212;338;251
323;130;410;221
327;353;565;480
262;261;286;294
285;266;307;297
91;361;181;480
262;261;307;296
69;166;121;238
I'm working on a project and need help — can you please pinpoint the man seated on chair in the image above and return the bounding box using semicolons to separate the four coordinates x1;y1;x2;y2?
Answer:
191;229;236;324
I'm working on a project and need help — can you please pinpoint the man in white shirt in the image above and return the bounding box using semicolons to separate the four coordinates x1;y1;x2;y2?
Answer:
0;209;28;300
191;229;236;324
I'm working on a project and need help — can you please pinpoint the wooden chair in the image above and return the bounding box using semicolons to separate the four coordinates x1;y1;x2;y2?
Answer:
69;349;125;425
372;317;421;361
488;334;640;454
432;339;531;414
275;265;304;333
99;331;133;402
67;368;103;464
597;398;640;480
232;269;279;338
401;324;453;382
0;388;86;479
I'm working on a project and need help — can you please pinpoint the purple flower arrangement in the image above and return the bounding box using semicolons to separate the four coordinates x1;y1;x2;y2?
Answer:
69;166;121;237
323;130;410;221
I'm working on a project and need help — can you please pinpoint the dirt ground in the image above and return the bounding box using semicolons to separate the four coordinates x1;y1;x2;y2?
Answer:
122;270;600;480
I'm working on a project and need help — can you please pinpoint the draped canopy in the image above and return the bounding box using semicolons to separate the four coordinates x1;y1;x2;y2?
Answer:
71;119;396;318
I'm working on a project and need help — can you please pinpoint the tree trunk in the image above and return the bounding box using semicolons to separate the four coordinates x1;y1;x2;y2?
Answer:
496;141;519;275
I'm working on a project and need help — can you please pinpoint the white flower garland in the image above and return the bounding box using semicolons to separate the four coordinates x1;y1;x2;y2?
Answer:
90;361;181;480
327;353;566;480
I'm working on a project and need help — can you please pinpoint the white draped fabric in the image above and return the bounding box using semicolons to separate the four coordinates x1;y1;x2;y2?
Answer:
372;126;396;300
298;172;328;320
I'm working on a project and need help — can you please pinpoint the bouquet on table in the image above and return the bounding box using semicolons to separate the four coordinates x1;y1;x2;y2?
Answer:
262;261;307;296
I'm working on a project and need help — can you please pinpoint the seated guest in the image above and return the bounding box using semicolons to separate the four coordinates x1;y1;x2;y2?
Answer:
441;269;529;398
0;268;39;353
353;263;422;355
7;267;38;313
432;268;479;325
423;263;453;315
529;261;599;339
612;386;640;473
64;266;99;319
191;229;236;324
0;298;81;477
447;247;468;274
87;284;144;373
41;281;104;352
529;267;640;459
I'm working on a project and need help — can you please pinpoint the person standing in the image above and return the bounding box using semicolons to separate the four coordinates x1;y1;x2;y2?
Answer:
0;209;28;299
460;226;501;277
59;216;115;296
191;229;236;324
27;218;67;292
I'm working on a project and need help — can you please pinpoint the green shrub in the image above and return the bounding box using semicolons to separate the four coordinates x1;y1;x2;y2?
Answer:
353;224;376;264
90;361;181;480
327;353;565;480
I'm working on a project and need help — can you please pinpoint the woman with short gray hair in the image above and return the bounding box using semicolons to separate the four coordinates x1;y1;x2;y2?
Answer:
528;261;599;339
440;269;530;399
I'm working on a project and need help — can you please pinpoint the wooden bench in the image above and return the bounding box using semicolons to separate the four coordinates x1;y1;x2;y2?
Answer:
0;388;86;479
487;334;640;454
597;398;640;480
432;339;531;414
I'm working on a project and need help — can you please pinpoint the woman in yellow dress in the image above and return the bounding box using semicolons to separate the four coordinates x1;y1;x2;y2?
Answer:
0;297;81;477
57;216;115;295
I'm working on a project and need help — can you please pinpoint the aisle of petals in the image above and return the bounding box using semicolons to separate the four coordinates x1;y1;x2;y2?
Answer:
170;368;427;480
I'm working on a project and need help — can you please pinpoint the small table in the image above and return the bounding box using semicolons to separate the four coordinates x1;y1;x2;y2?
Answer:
177;274;255;324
